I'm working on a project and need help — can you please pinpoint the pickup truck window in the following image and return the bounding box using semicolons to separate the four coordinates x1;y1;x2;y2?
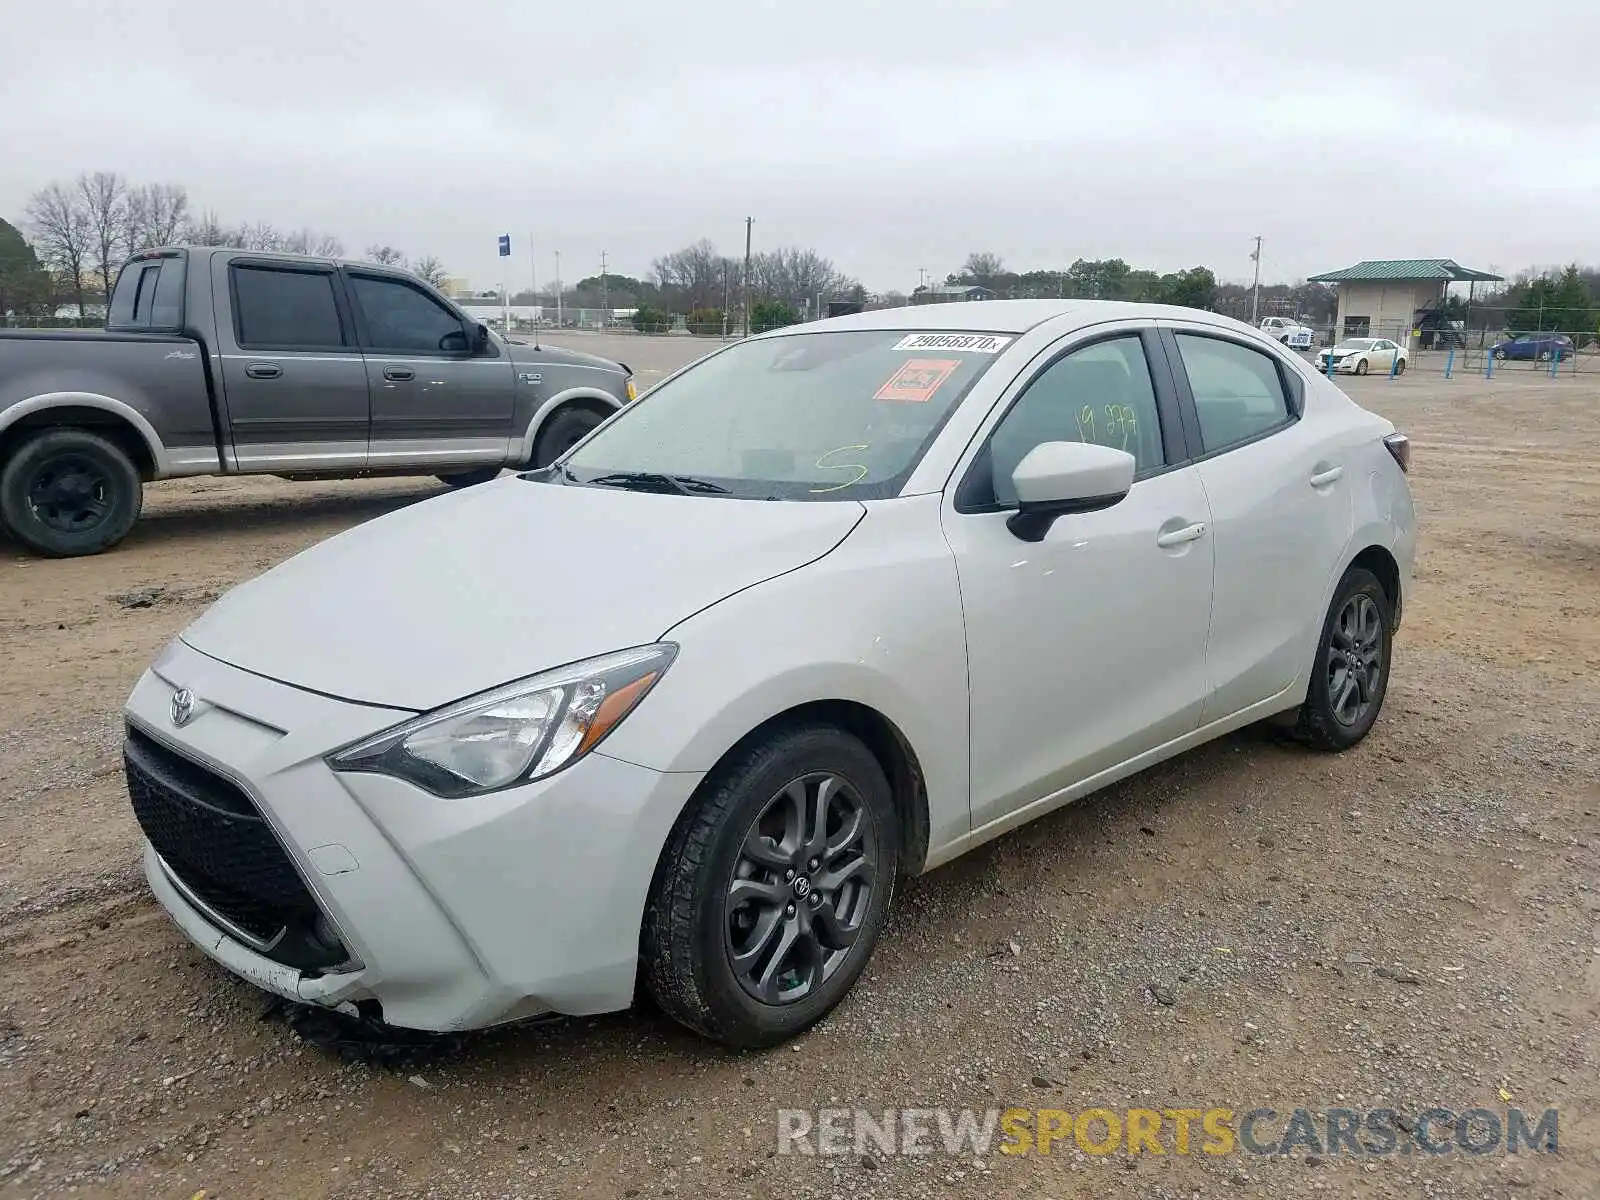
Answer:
108;257;184;330
348;274;463;354
232;265;349;351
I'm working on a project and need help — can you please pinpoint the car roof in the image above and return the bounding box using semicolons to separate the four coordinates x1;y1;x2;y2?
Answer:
773;299;1259;338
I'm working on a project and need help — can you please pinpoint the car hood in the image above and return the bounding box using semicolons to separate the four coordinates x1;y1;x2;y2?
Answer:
1325;345;1366;356
179;478;865;711
503;339;626;375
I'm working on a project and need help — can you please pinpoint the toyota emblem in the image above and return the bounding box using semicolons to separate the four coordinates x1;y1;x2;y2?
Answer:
170;688;196;727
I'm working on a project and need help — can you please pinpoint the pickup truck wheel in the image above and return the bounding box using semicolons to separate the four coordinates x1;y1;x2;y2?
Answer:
0;429;143;558
436;467;501;488
531;404;610;468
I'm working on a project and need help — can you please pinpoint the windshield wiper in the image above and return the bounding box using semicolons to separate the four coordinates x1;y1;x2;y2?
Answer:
582;471;730;496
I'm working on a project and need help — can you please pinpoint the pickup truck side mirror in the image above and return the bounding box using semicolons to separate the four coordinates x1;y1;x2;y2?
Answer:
472;322;490;351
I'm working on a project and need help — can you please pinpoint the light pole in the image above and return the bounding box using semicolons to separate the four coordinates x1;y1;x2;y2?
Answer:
1249;236;1262;325
554;250;562;329
742;217;753;338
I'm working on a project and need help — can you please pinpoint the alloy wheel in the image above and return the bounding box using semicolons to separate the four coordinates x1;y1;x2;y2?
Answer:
1326;593;1384;727
724;772;878;1005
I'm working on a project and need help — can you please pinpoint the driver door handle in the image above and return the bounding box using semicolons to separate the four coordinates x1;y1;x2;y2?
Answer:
1156;521;1208;548
383;366;415;381
243;362;281;379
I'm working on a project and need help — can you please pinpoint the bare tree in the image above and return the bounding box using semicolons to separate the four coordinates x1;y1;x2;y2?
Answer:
364;244;406;266
78;172;130;302
237;222;285;252
126;183;189;251
650;239;723;311
750;247;854;309
282;229;345;257
410;255;448;287
961;251;1005;280
25;183;91;317
182;210;232;246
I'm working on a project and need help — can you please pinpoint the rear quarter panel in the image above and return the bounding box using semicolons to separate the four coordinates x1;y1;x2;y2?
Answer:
0;333;216;474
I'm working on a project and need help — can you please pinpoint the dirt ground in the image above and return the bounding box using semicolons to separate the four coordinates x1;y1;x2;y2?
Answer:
1;362;1596;1199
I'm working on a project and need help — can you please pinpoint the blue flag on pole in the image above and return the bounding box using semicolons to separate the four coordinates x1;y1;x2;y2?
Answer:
497;234;511;257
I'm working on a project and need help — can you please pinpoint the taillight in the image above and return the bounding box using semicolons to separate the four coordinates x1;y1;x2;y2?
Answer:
1383;432;1411;473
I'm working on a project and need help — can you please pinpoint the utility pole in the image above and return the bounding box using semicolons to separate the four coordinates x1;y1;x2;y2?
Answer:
721;265;730;337
742;216;753;338
527;231;535;319
1249;236;1263;325
599;250;608;328
554;250;562;329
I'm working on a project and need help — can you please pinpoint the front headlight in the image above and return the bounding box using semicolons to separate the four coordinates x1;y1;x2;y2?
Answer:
625;376;638;402
326;644;676;798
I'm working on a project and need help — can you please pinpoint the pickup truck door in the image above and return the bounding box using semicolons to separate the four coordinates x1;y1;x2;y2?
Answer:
342;270;516;469
214;257;370;471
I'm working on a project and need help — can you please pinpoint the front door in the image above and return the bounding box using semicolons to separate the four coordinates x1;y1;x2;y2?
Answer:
215;257;369;471
942;328;1216;831
342;270;516;470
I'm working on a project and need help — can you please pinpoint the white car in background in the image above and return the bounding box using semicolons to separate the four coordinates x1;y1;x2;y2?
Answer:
121;301;1416;1050
1316;337;1408;376
1259;315;1316;349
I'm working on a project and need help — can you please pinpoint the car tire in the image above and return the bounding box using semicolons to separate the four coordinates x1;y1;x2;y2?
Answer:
436;467;501;488
531;403;611;468
641;722;900;1049
0;428;143;558
1537;350;1551;362
1354;358;1369;375
1494;349;1507;360
1394;358;1406;375
1293;566;1394;752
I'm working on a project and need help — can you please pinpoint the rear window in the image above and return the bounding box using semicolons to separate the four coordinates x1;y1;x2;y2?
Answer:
231;265;348;350
106;256;185;330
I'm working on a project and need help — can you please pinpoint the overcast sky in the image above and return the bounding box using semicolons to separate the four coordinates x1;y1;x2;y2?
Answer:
5;0;1596;293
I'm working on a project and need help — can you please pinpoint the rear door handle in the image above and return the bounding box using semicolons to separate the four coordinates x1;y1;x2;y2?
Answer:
1310;465;1345;487
1156;521;1208;548
244;362;281;379
383;366;415;381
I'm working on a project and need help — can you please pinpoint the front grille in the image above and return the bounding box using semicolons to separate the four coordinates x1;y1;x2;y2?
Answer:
124;725;344;969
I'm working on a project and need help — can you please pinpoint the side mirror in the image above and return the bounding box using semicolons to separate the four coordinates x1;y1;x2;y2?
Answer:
1006;441;1135;543
473;322;490;351
438;329;470;353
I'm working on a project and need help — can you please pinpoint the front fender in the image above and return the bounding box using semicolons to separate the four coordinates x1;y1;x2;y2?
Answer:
513;388;622;464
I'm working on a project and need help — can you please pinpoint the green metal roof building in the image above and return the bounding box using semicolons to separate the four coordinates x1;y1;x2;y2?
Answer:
1307;259;1503;343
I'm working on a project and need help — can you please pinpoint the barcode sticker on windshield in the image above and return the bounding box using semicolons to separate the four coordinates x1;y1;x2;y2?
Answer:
875;358;961;403
892;333;1012;354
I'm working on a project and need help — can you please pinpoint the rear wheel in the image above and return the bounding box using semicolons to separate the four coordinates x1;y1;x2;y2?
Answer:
1494;349;1508;360
0;428;143;557
1294;566;1393;751
642;723;899;1049
1537;350;1551;362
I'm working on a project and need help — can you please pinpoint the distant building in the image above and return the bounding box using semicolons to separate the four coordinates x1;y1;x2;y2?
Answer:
912;284;996;305
1307;259;1501;344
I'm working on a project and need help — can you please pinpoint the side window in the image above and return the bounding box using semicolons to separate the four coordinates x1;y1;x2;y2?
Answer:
232;266;347;350
348;275;464;354
982;335;1166;507
1173;334;1292;454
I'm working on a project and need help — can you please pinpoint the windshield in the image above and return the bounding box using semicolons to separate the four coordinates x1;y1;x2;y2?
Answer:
1342;338;1376;350
556;328;1011;500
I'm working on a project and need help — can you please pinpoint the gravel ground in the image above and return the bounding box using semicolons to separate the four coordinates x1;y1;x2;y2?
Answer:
0;362;1596;1199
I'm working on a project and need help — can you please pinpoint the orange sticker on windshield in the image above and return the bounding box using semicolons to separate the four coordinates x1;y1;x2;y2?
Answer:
874;358;960;403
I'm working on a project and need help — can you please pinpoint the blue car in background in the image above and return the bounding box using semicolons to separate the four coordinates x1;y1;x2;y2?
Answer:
1491;333;1576;361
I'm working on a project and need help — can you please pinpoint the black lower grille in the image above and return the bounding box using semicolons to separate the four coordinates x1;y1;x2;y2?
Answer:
124;726;346;970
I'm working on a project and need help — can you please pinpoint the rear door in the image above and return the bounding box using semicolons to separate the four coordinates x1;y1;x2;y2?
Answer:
1159;323;1354;722
213;256;369;471
341;269;515;470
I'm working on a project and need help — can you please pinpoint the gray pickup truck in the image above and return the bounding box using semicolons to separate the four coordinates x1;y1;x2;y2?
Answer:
0;246;636;556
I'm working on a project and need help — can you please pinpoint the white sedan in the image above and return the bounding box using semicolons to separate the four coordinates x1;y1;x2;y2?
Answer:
121;301;1417;1049
1316;337;1408;375
1259;315;1316;349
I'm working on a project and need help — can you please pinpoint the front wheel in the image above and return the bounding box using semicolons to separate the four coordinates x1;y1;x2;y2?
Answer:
436;467;501;488
1294;566;1394;751
1394;357;1406;375
1537;350;1551;362
1354;358;1369;375
641;724;900;1049
0;428;143;557
531;404;610;468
